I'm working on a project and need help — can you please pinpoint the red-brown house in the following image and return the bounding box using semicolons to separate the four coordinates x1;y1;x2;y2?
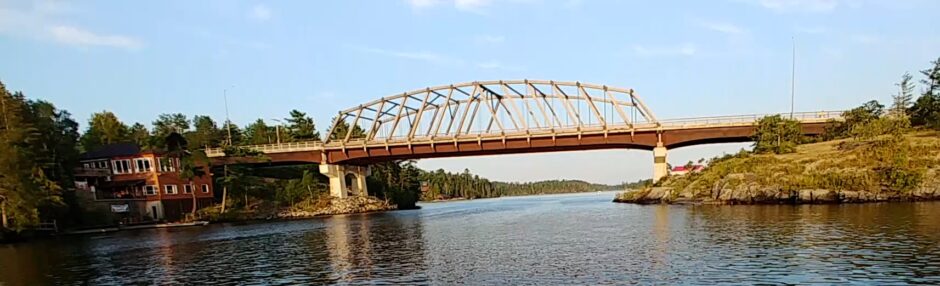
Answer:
74;143;214;222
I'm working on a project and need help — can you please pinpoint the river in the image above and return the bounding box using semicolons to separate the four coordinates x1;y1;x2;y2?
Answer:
2;192;940;285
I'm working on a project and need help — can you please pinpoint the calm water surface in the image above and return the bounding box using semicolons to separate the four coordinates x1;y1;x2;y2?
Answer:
2;192;940;285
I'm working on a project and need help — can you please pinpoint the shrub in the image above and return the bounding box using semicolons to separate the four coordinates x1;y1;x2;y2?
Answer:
752;115;802;154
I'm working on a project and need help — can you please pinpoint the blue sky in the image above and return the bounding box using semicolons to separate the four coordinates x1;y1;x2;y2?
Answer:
1;0;938;184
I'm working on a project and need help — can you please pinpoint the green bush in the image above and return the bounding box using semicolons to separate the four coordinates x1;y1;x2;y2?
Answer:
752;115;802;154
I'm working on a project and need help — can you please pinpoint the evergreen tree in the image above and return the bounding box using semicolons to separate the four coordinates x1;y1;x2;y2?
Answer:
285;110;320;141
911;58;940;129
221;120;244;145
244;119;273;145
328;117;366;141
892;72;915;117
187;115;223;148
128;122;158;150
152;113;190;139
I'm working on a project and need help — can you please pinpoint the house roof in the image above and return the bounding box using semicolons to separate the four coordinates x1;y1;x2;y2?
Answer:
80;143;141;160
672;165;706;172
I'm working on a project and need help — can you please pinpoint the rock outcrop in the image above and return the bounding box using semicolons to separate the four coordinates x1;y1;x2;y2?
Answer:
614;172;940;205
277;196;396;218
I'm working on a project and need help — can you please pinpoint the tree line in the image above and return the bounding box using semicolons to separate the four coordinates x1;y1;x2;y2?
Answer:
418;168;644;200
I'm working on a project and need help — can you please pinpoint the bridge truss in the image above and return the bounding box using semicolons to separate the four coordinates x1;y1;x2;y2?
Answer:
324;80;659;144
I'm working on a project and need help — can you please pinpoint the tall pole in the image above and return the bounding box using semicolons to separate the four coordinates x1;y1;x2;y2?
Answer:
224;88;233;145
790;36;796;119
271;118;283;144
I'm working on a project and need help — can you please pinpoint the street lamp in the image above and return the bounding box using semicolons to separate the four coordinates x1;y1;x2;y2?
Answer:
271;118;283;144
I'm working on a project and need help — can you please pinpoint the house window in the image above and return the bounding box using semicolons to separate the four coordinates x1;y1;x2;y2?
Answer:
134;158;152;173
112;159;131;174
144;185;157;195
164;185;178;194
183;184;193;194
158;157;178;173
201;184;210;193
95;161;109;169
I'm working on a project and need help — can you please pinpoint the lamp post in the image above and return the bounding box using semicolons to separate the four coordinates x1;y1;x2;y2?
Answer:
271;118;283;144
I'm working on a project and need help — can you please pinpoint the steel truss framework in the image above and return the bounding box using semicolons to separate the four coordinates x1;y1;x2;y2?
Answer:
324;80;658;145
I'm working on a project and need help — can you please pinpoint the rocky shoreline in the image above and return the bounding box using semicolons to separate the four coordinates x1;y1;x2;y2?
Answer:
614;173;940;205
201;196;398;222
276;196;397;218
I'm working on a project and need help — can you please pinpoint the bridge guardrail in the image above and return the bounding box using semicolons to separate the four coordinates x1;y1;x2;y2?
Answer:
205;141;324;157
656;111;843;128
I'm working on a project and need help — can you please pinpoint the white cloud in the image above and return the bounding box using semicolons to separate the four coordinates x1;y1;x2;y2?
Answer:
353;46;464;65
632;43;697;57
406;0;443;9
474;34;505;44
702;22;746;34
739;0;842;13
405;0;535;13
48;25;142;50
455;0;492;12
249;4;272;21
476;60;524;71
0;2;143;50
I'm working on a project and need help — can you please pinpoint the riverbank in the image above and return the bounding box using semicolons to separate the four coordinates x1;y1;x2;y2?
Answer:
200;195;397;222
615;131;940;205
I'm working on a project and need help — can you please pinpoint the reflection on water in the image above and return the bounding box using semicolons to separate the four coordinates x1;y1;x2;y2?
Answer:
2;193;940;285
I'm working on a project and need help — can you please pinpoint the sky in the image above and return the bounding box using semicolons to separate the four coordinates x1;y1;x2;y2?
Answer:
1;0;938;184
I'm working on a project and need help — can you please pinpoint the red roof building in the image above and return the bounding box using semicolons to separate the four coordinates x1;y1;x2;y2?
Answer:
669;165;706;176
74;143;214;223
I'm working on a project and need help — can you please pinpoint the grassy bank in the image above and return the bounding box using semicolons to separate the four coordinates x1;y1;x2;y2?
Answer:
616;131;940;204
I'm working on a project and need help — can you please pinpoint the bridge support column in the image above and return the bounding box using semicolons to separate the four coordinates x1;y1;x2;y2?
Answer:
319;164;370;198
653;143;668;183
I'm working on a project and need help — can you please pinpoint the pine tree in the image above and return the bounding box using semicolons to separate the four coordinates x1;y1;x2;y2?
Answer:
892;72;915;117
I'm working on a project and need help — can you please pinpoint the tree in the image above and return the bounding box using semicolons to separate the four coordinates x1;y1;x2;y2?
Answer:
827;100;884;139
216;146;268;213
752;115;802;154
187;115;223;149
152;113;190;139
0;82;64;230
221;120;244;145
911;58;940;129
244;119;273;145
892;72;915;117
328;117;366;141
128;123;160;151
80;111;129;151
164;132;211;218
285;110;320;141
368;160;421;209
922;57;940;96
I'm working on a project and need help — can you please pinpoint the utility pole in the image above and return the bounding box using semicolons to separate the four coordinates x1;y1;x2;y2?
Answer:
224;87;233;145
790;36;796;119
271;118;283;144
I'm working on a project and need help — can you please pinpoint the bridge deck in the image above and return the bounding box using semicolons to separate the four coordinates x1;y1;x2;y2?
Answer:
206;111;841;165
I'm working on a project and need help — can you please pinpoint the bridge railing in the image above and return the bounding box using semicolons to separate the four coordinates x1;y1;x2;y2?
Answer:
205;141;324;157
656;111;843;128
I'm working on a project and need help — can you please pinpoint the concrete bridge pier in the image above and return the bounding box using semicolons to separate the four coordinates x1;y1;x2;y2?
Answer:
652;142;668;183
319;164;370;198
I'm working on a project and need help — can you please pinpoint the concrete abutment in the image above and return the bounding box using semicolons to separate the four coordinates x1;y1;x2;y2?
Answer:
319;164;370;198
